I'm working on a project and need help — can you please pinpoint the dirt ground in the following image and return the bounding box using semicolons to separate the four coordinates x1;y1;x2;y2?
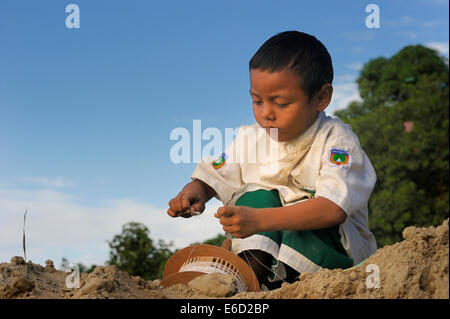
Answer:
1;219;448;299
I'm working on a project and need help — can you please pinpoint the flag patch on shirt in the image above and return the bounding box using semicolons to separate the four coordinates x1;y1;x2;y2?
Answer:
329;148;350;168
212;152;226;170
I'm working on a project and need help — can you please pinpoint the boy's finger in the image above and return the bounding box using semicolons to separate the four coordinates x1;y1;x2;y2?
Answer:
214;206;234;218
191;202;205;213
222;225;239;234
181;193;192;210
219;216;234;226
169;196;182;212
169;194;190;215
214;207;225;218
167;208;178;218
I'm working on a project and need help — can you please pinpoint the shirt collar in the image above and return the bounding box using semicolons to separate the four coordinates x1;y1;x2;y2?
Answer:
278;111;326;152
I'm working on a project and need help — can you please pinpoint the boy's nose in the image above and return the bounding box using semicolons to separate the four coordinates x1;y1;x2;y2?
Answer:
261;103;276;121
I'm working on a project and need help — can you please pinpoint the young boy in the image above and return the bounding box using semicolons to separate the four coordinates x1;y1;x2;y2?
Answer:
167;31;377;290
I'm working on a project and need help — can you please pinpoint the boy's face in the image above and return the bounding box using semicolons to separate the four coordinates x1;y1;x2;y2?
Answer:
250;68;329;142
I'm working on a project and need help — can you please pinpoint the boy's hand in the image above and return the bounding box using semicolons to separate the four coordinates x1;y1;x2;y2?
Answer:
214;206;261;238
167;180;213;218
167;191;205;218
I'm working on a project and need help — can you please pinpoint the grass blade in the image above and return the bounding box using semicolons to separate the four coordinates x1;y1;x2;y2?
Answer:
23;208;28;262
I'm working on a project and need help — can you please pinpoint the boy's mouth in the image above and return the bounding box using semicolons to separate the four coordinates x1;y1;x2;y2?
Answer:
264;126;281;139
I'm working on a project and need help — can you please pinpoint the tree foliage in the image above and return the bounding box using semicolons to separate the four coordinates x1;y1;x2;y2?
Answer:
335;45;449;247
106;222;174;280
60;257;96;274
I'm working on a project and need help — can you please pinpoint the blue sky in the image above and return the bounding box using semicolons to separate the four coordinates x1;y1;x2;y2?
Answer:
0;0;448;268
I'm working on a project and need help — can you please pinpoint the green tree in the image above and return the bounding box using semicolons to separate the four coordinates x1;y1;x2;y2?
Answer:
335;45;449;247
106;222;174;280
60;257;96;273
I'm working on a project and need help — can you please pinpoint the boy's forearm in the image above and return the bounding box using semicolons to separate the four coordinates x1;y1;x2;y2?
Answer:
255;197;347;233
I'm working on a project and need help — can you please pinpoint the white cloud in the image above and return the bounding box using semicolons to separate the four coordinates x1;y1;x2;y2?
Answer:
351;47;363;54
393;31;418;39
384;16;415;27
385;15;447;29
339;31;375;42
426;41;449;56
0;187;224;268
421;19;447;28
19;176;76;189
327;75;362;115
421;0;449;5
347;63;363;71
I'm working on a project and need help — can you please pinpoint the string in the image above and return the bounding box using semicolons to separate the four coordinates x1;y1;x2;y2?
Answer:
210;219;292;287
179;238;291;291
182;243;199;270
241;248;290;286
183;204;291;290
239;249;261;290
176;203;214;268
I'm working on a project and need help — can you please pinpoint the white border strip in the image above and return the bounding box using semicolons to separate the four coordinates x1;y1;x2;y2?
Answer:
231;234;279;259
278;243;322;274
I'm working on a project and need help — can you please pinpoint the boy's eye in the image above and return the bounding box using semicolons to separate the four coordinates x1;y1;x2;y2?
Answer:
273;98;291;107
252;101;262;105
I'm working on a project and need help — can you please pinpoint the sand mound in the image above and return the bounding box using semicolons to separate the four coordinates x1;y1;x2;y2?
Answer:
235;218;449;299
1;219;448;299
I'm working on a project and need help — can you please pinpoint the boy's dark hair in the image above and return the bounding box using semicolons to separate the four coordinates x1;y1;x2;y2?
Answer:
249;31;333;100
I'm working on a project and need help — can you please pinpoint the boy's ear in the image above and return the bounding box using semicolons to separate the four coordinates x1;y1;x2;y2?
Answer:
314;84;333;112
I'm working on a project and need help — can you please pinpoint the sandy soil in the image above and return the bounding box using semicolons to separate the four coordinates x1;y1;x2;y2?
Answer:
1;219;448;299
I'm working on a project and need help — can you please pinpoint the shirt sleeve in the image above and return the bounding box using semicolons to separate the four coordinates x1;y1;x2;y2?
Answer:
314;129;377;216
190;127;244;205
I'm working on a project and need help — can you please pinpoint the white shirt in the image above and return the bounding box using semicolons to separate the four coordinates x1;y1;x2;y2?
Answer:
191;111;377;265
